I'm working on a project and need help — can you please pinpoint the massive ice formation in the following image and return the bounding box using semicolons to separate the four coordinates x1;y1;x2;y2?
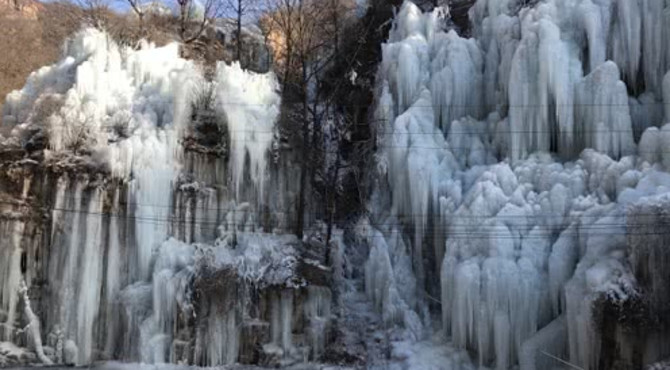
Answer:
216;63;280;201
0;28;327;367
367;1;670;369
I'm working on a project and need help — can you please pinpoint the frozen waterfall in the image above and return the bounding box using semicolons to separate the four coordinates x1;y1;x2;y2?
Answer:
366;1;670;369
0;28;324;367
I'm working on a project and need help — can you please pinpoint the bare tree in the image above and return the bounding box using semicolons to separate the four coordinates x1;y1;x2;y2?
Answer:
76;0;111;29
264;0;327;238
176;0;224;43
321;112;354;256
224;0;256;64
262;0;357;240
122;0;146;35
305;0;377;263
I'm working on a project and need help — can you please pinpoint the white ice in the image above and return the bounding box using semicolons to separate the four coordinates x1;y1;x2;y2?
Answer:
367;1;670;369
0;27;282;366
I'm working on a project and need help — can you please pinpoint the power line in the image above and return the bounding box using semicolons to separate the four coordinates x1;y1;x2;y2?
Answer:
210;101;669;108
12;136;670;153
5;197;669;240
13;190;667;221
163;127;666;135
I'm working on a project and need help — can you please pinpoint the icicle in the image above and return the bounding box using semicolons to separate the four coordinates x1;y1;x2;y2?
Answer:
0;220;24;342
304;286;332;360
451;260;480;352
53;180;84;353
548;226;578;316
74;189;105;364
575;62;635;159
270;289;293;352
610;0;642;89
364;228;411;326
104;189;122;357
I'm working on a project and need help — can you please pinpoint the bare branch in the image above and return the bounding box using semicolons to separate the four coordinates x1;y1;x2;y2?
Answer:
176;0;225;43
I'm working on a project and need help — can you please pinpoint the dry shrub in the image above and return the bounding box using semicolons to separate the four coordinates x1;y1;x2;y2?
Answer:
142;13;179;46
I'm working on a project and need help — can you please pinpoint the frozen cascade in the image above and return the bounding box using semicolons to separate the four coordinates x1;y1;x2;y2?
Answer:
216;62;280;202
0;26;327;368
366;1;670;369
472;0;670;160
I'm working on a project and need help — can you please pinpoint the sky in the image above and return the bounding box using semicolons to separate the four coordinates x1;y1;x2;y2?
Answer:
107;0;264;20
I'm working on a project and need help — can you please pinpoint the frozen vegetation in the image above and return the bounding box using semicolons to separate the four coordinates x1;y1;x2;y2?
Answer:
2;0;670;369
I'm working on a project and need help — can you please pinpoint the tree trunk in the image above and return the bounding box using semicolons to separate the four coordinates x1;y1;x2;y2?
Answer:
138;12;145;38
324;148;341;266
236;0;243;65
282;36;292;94
295;62;310;239
180;3;188;40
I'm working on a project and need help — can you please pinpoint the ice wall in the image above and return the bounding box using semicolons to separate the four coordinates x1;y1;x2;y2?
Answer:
368;1;670;369
0;27;301;367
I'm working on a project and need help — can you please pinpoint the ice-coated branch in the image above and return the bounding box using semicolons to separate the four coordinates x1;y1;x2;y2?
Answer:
19;279;52;365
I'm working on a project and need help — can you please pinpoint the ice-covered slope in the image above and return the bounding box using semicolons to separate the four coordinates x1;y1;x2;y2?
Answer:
366;1;670;369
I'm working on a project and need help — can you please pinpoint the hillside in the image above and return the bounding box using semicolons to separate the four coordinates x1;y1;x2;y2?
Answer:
0;0;75;124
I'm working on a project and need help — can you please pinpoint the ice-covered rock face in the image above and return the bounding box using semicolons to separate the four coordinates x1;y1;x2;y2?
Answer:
367;1;670;369
0;28;302;367
2;28;279;201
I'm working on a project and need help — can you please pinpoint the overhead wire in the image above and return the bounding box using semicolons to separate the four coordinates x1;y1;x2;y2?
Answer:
3;195;669;241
